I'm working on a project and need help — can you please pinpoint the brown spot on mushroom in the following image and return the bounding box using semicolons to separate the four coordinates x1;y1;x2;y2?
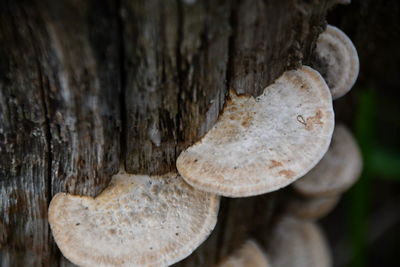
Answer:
279;170;295;179
299;84;309;91
269;160;283;169
241;120;250;127
305;110;323;131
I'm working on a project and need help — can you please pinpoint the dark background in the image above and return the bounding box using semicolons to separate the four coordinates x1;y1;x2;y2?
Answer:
321;1;400;266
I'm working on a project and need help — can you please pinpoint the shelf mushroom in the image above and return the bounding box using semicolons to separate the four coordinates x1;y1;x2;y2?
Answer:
293;124;362;197
313;25;359;99
177;66;334;197
286;194;340;221
267;216;332;267
217;239;270;267
48;171;219;267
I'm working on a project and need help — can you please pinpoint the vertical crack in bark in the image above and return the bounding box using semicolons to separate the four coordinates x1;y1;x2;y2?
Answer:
214;2;239;262
225;0;238;91
117;0;127;169
25;13;53;203
175;0;184;160
36;61;53;204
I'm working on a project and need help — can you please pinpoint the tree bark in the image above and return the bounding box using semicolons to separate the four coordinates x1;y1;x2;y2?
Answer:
0;0;333;266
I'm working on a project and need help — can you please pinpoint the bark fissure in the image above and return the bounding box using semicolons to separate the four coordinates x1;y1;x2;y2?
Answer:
213;2;238;263
175;0;184;160
117;0;127;168
24;9;53;206
226;1;238;92
34;58;53;205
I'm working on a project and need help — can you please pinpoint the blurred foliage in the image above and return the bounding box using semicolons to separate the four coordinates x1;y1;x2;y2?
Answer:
327;1;400;266
349;87;400;267
370;147;400;181
348;87;376;267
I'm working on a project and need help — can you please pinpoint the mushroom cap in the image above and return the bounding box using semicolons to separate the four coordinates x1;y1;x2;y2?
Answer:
48;172;220;267
294;124;362;197
286;195;340;221
218;239;270;267
176;66;334;197
314;25;359;99
267;216;332;267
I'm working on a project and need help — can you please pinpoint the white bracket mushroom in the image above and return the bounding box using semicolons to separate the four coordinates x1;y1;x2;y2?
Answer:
217;239;270;267
293;124;362;198
267;216;332;267
177;66;334;197
314;25;359;99
48;171;219;267
285;194;340;221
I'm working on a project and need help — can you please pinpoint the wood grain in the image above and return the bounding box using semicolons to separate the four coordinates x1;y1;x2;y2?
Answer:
0;0;332;265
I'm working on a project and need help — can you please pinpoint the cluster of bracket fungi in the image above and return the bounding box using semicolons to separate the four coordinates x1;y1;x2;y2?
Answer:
48;22;361;267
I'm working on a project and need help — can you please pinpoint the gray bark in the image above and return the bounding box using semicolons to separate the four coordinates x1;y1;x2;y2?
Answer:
0;0;333;266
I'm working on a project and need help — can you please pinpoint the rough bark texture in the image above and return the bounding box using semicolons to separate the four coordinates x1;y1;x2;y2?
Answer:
0;0;334;266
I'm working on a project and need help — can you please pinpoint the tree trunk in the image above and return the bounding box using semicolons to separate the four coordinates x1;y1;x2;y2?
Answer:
0;0;333;266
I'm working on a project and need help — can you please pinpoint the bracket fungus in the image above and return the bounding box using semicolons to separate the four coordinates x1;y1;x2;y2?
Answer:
314;25;359;99
267;216;332;267
286;195;340;221
177;66;334;197
48;171;219;267
217;239;270;267
294;124;362;198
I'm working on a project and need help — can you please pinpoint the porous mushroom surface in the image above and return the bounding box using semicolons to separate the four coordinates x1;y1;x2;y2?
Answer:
286;195;340;221
314;25;359;99
177;66;334;197
218;239;270;267
48;171;219;267
267;216;332;267
294;124;362;197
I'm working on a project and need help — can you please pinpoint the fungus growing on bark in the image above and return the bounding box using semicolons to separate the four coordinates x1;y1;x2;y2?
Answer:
314;25;359;99
218;239;270;267
286;195;340;221
176;66;334;197
48;171;219;267
267;216;332;267
294;124;362;197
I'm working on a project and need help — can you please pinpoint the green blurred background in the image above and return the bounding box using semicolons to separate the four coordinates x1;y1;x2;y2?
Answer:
320;1;400;266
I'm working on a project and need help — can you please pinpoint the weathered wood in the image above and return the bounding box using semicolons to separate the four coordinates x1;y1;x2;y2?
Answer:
38;0;121;197
0;0;333;266
0;2;53;265
123;0;231;174
1;0;120;265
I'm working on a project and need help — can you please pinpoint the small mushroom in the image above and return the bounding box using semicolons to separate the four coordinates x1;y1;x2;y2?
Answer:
218;239;270;267
294;124;362;197
177;66;334;197
48;171;219;267
267;216;332;267
313;25;359;99
286;194;340;221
